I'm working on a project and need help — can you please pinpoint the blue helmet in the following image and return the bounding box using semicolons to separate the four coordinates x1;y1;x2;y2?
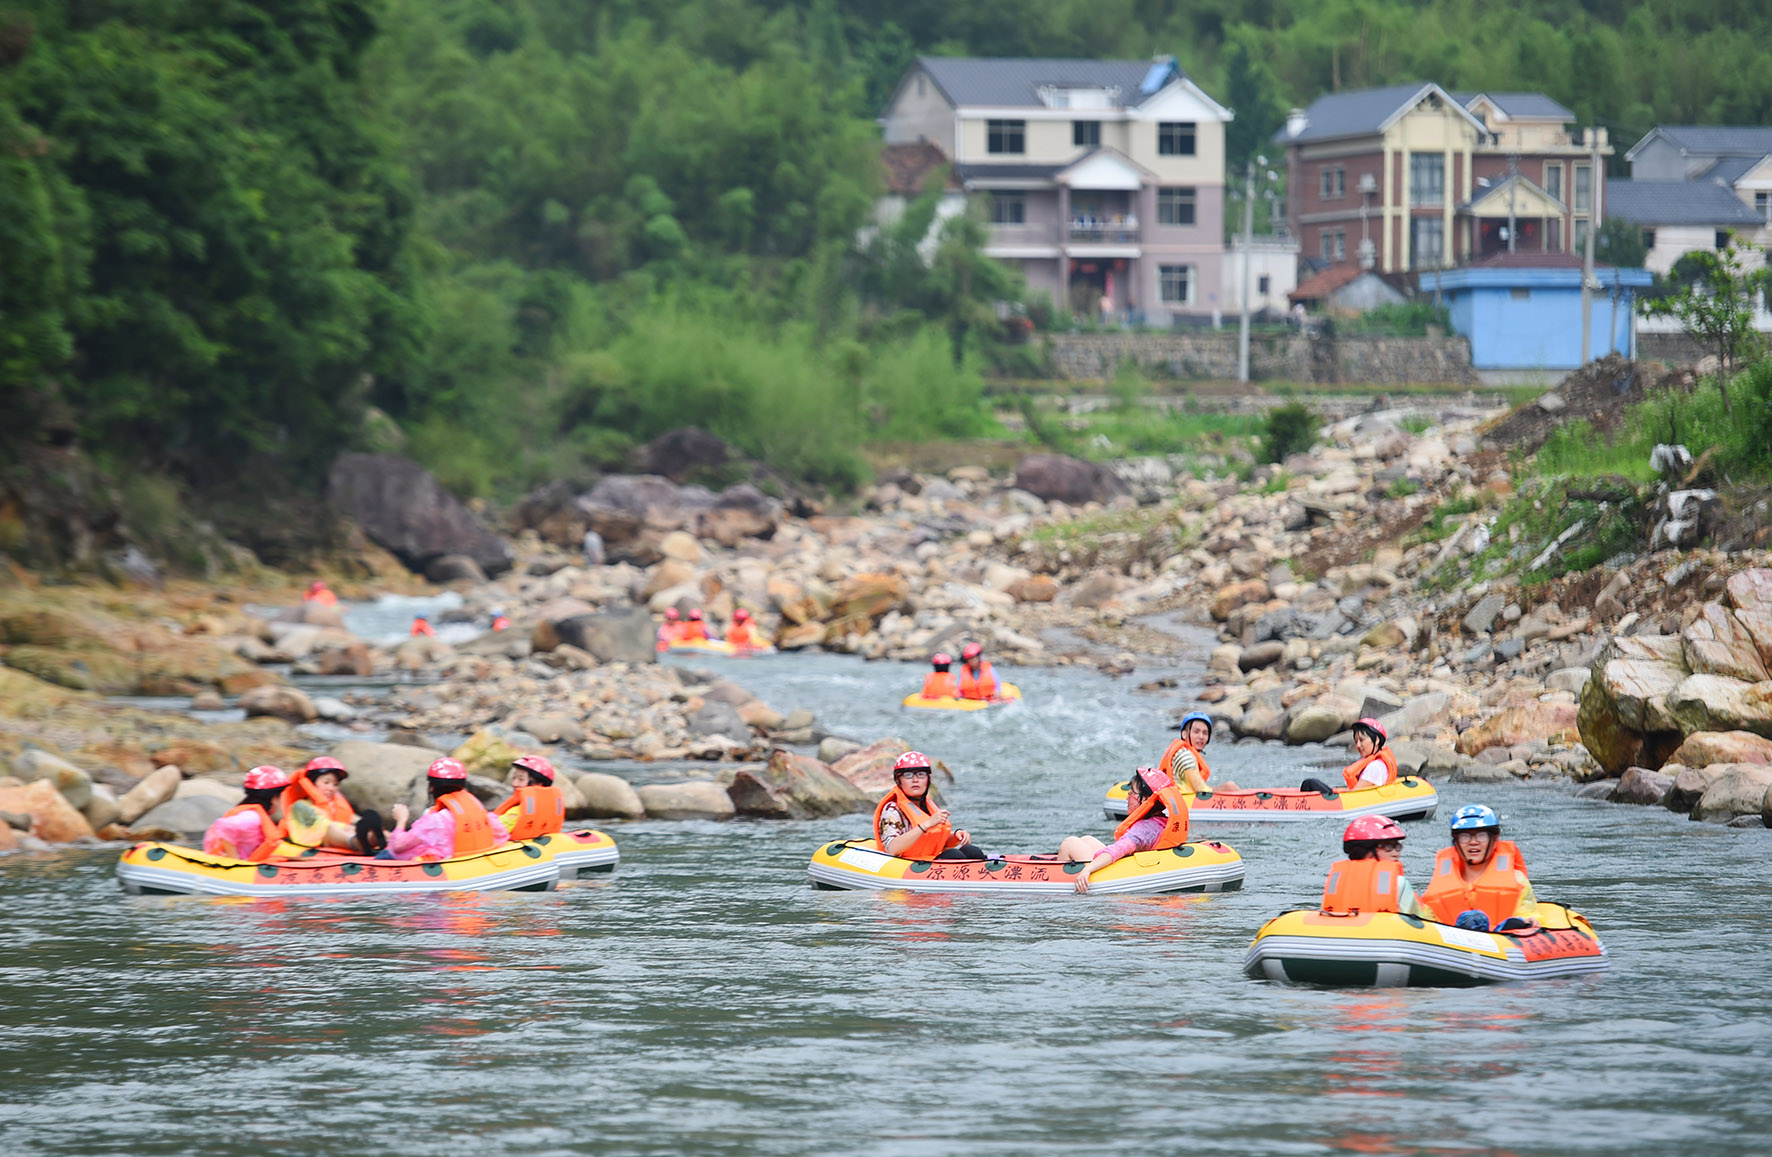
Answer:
1174;712;1214;739
1450;804;1501;832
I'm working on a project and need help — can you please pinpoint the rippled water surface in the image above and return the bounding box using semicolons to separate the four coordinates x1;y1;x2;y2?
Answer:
4;653;1770;1156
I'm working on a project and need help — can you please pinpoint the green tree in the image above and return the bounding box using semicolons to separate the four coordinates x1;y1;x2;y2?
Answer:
1223;37;1279;169
1596;218;1648;269
1643;236;1771;416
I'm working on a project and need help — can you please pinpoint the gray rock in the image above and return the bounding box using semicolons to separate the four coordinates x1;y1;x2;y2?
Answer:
1537;391;1566;413
1463;593;1507;635
1615;766;1675;806
1494;638;1525;661
817;737;863;764
134;795;229;836
545;606;657;665
238;684;317;724
424;554;487;584
83;783;122;830
689;700;751;743
13;749;93;811
1573;779;1618;800
727;749;872;820
573;773;645;820
330;740;448;817
1726;815;1765;828
634;781;735;821
1377;692;1450;738
312;696;356;722
1547;667;1591;694
327;452;513;577
1692;765;1772;823
117;766;182;825
1666;763;1729;814
1454;762;1515;783
1012;453;1131;505
1238;641;1285;671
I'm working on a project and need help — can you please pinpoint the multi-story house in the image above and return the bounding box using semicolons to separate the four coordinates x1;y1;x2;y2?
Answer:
880;55;1230;326
1276;84;1608;275
1620;125;1772;258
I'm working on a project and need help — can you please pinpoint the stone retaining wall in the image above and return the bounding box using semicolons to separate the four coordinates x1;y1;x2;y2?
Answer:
1636;332;1704;367
1047;331;1478;385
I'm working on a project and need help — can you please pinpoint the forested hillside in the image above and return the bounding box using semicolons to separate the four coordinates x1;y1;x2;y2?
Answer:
5;0;1771;525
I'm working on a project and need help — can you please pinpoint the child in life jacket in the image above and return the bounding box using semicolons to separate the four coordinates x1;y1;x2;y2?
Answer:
1301;718;1398;793
282;756;387;854
1058;767;1191;894
385;758;510;861
204;766;293;862
657;608;683;651
491;755;567;841
411;615;435;638
1418;804;1537;931
955;642;998;700
682;609;710;642
304;580;338;606
727;608;759;650
874;751;984;860
920;653;959;700
1319;815;1428;917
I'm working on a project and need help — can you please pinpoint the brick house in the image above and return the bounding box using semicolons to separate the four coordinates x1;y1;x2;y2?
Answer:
879;55;1231;326
1276;84;1608;275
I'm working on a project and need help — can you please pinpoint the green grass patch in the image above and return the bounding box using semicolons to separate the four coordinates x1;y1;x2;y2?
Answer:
1029;504;1173;547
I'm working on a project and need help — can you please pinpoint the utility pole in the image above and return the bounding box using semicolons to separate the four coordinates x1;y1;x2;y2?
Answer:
1506;154;1519;254
1580;129;1599;364
1238;155;1255;383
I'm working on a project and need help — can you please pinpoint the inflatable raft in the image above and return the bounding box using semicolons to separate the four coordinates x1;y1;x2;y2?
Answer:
1103;776;1438;824
901;682;1023;711
807;837;1244;895
116;840;561;897
1244;903;1607;987
664;637;737;656
528;828;619;876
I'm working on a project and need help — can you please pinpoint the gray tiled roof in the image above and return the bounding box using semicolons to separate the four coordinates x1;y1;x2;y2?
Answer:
1454;92;1575;121
1604;179;1764;226
1694;154;1767;185
953;161;1067;184
1652;125;1772;156
917;57;1177;109
1275;82;1477;144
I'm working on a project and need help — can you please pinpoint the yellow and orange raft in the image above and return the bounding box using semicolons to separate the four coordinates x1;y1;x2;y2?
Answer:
1244;902;1608;987
808;837;1243;895
901;682;1022;712
117;829;620;897
1103;776;1438;825
663;638;777;657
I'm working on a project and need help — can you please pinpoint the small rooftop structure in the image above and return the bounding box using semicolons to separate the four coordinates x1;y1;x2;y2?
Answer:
1424;260;1653;369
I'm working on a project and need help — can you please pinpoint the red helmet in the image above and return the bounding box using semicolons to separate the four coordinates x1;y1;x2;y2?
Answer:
243;765;291;791
689;609;703;620
1343;815;1406;843
961;642;983;660
427;757;467;781
303;756;348;780
893;751;933;773
931;652;952;666
665;608;680;620
734;608;752;622
510;754;556;783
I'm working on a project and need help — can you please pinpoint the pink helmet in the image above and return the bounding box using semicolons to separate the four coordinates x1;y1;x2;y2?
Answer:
893;751;933;773
303;756;347;779
243;765;291;791
427;757;467;781
689;609;703;621
510;754;556;783
931;652;952;666
1352;717;1388;745
961;642;983;660
1132;766;1175;795
665;608;680;620
1343;815;1406;843
734;608;752;622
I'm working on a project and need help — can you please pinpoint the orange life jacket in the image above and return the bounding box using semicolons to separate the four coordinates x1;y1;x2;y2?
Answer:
211;803;286;863
1419;841;1529;926
1159;738;1211;785
305;588;338;606
874;786;958;860
1342;747;1399;790
1113;780;1190;850
728;623;756;648
428;790;498;857
280;772;357;826
492;616;510;631
957;660;997;700
1320;857;1406;915
411;620;435;637
921;671;959;699
682;622;708;641
493;785;566;841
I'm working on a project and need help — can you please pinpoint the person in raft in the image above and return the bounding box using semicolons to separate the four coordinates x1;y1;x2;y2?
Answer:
920;652;959;700
956;642;998;700
491;609;511;631
1300;717;1397;793
281;756;386;854
682;608;711;641
1058;767;1190;894
303;580;338;607
491;754;566;841
657;607;683;651
410;614;436;638
1160;712;1239;793
384;758;510;861
204;765;293;862
1418;805;1537;932
727;608;761;650
874;751;985;861
1320;815;1429;917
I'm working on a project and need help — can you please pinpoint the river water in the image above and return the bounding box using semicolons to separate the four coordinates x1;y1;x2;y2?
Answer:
3;652;1770;1155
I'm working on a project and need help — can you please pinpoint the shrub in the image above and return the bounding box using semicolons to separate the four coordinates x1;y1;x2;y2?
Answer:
1261;401;1318;463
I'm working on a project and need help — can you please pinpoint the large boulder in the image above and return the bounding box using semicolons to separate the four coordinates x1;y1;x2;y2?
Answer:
1614;766;1675;806
634;781;735;820
133;794;227;837
327;452;513;577
450;729;529;778
117;765;182;825
573;772;645;820
727;749;874;819
0;779;96;842
629;427;730;481
1665;764;1730;814
238;684;317;724
830;738;917;795
1456;702;1580;756
1667;674;1772;739
1376;691;1452;738
1285;697;1360;744
1692;764;1772;823
689;700;752;744
533;606;656;664
1211;580;1271;622
694;484;781;547
1668;730;1772;768
1012;453;1130;505
330;740;447;817
1577;635;1690;775
12;749;93;811
1682;603;1771;682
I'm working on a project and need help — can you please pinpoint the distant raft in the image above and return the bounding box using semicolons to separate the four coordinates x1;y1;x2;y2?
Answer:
901;682;1023;711
807;837;1244;895
1103;776;1438;824
1243;903;1608;987
116;840;562;897
528;828;620;877
664;638;737;656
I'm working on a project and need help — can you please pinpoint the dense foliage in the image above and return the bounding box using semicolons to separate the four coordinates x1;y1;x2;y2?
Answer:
8;0;1772;505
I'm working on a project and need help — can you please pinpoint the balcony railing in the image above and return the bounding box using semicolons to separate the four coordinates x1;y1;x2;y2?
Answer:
1069;217;1139;243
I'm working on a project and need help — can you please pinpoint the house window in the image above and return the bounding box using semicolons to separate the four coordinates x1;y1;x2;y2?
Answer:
1157;187;1196;225
989;192;1025;225
1258;274;1271;295
1573;164;1591;211
1320;166;1345;199
1642;228;1655;249
1158;122;1196;156
1411;217;1444;267
1073;120;1100;147
1543;162;1563;205
1320;231;1345;261
1159;265;1194;303
1757;192;1772;222
1717;230;1732;249
1510;288;1530;300
1547;218;1562;251
988;120;1025;155
1410;153;1444;206
1573;218;1590;250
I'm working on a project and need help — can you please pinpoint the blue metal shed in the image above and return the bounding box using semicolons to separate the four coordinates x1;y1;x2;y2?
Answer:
1419;256;1654;370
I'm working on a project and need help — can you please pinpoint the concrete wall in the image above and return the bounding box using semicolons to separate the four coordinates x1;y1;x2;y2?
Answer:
882;69;956;154
1046;331;1477;384
1451;284;1636;369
